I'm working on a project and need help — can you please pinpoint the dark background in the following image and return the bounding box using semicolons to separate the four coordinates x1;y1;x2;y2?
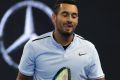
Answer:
0;0;120;80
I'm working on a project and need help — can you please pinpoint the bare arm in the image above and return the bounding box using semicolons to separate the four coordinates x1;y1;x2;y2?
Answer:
16;72;33;80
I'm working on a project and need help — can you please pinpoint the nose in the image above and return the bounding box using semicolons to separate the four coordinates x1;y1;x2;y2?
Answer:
66;16;72;24
67;20;72;24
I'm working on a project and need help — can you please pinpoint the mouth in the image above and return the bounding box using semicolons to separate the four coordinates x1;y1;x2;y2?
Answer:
63;24;74;33
64;24;73;28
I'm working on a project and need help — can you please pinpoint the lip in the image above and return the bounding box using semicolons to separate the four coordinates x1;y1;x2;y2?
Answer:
64;24;73;28
63;24;73;32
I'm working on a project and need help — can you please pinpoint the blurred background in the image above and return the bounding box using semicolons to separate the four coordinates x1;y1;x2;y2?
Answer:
0;0;120;80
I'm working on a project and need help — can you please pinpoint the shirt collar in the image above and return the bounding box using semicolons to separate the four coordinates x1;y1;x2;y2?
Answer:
50;31;77;50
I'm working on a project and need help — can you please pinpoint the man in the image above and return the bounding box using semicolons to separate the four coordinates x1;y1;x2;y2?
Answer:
16;0;105;80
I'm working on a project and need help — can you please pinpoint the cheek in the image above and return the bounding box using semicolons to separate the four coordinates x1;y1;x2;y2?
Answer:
74;19;78;26
75;18;78;23
56;18;65;25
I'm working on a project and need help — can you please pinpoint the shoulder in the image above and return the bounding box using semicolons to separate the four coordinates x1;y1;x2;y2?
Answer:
32;32;52;42
25;32;52;47
75;34;95;48
75;34;98;57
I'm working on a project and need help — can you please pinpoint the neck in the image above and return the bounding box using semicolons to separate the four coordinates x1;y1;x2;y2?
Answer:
53;31;74;46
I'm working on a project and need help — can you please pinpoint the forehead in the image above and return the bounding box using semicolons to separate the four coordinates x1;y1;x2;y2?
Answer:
59;3;78;13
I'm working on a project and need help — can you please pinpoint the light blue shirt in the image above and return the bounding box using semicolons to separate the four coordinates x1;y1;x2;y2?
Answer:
18;31;105;80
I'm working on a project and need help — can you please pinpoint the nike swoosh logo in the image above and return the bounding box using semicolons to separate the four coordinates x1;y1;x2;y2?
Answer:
79;53;86;56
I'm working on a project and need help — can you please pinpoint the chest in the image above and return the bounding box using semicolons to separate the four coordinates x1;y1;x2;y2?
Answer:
34;48;90;78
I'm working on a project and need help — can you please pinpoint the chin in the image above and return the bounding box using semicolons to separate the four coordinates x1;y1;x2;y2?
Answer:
61;31;73;37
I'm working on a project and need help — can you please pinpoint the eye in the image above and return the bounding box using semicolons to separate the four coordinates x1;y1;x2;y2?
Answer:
61;12;69;17
72;13;78;19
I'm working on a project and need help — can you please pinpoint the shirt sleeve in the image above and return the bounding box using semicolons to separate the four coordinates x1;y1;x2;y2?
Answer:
87;45;105;79
18;41;35;76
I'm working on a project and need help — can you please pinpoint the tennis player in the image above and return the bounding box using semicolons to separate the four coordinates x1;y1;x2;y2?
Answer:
16;0;105;80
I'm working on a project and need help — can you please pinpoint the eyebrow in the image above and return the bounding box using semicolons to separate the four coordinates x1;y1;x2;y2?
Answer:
61;11;78;15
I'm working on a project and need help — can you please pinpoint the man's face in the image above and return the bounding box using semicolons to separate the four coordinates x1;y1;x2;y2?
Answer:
53;3;78;36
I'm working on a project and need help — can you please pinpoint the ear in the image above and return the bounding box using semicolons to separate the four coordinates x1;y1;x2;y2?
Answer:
51;13;56;26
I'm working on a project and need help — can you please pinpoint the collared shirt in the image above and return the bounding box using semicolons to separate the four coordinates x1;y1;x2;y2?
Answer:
18;31;105;80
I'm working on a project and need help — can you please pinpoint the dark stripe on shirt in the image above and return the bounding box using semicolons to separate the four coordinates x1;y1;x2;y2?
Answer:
32;36;51;42
76;36;85;40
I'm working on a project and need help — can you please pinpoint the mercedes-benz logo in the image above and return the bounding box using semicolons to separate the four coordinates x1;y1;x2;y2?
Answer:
0;1;53;69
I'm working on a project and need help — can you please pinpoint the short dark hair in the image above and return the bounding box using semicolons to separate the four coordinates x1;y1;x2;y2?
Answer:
54;0;79;14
